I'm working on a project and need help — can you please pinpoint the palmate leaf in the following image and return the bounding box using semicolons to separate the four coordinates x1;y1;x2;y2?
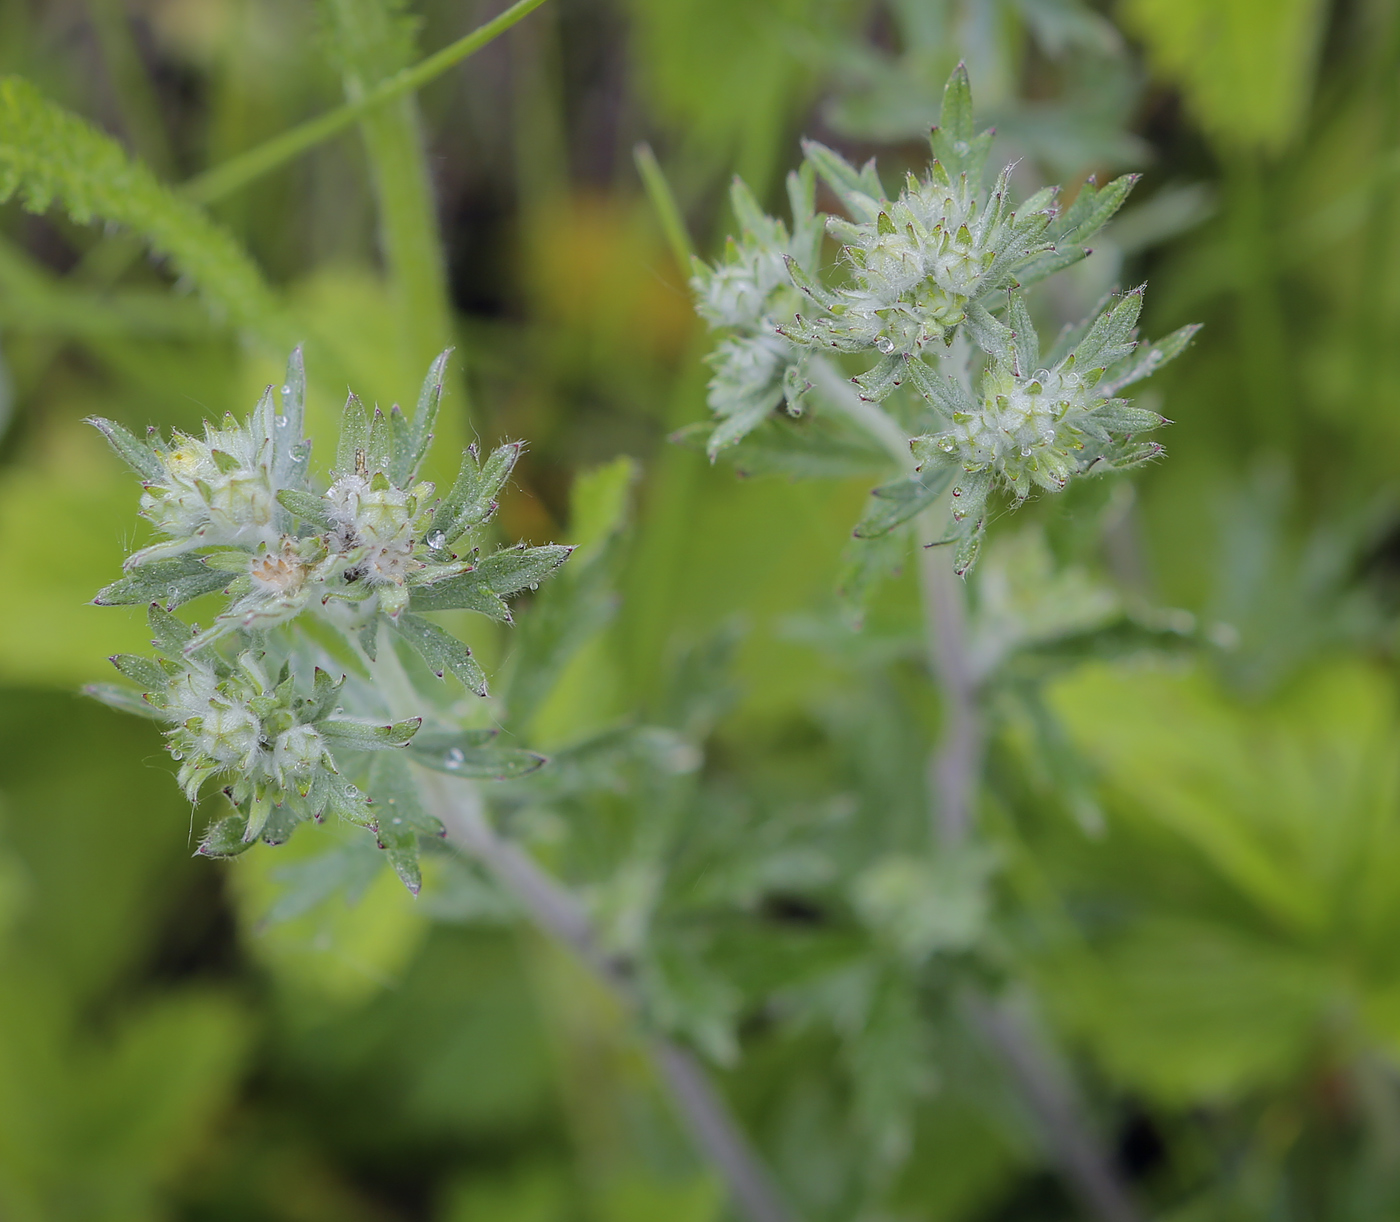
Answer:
0;76;292;346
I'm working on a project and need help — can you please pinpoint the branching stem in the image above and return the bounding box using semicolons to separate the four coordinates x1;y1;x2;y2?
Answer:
823;380;1144;1222
418;773;799;1222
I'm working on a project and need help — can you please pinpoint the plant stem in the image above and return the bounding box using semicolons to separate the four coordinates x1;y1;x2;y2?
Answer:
967;996;1144;1222
914;526;1144;1222
182;0;551;206
916;530;982;846
419;772;799;1222
822;380;1144;1222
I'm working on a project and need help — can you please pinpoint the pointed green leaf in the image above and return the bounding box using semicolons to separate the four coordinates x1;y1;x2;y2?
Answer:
276;487;334;529
95;555;227;608
408;730;547;780
197;813;256;857
336;392;369;472
390;613;488;695
83;682;164;720
853;466;954;538
405;348;451;482
88;416;165;482
434;441;524;542
110;653;167;692
319;715;422;751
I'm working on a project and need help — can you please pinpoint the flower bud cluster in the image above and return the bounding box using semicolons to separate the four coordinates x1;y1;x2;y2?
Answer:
689;64;1198;575
688;172;823;456
779;155;1057;361
103;605;420;850
133;420;278;565
89;350;575;884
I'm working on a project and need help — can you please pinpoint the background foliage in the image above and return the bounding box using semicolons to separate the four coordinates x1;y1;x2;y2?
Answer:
1;0;1399;1219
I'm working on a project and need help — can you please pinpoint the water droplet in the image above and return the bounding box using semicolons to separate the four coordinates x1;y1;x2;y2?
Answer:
171;750;184;760
445;747;465;769
280;384;291;396
427;530;446;549
874;335;896;355
345;785;358;796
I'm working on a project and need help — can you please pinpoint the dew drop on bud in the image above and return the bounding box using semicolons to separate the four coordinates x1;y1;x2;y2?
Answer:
427;530;446;550
445;747;465;769
874;335;896;355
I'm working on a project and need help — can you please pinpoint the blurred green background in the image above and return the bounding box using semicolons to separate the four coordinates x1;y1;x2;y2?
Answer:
2;0;1400;1219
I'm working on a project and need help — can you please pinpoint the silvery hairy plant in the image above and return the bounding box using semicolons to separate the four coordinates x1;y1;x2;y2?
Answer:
691;64;1198;577
85;349;572;891
685;65;1202;1222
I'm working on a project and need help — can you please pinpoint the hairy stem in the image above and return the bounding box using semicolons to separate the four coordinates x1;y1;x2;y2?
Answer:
419;773;798;1222
914;529;1143;1222
916;530;983;846
824;382;1143;1222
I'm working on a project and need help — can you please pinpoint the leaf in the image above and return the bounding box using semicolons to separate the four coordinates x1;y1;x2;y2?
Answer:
1090;402;1167;433
319;715;422;751
403;348;451;484
87;417;164;481
410;544;574;617
83;682;164;720
475;544;576;596
408;730;548;780
1007;293;1040;374
94;555;228;609
678;416;891;480
0;76;291;344
146;602;195;655
928;64;994;183
854;466;953;538
275;488;334;529
800;138;884;222
109;653;167;692
964;302;1015;366
1016;174;1140;288
1072;286;1144;370
390;613;488;695
320;776;377;829
837;530;911;630
434;441;524;542
278;346;307;453
1098;323;1202;396
409;576;511;622
335;392;369;473
197;813;256;858
367;752;441;894
905;356;973;418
